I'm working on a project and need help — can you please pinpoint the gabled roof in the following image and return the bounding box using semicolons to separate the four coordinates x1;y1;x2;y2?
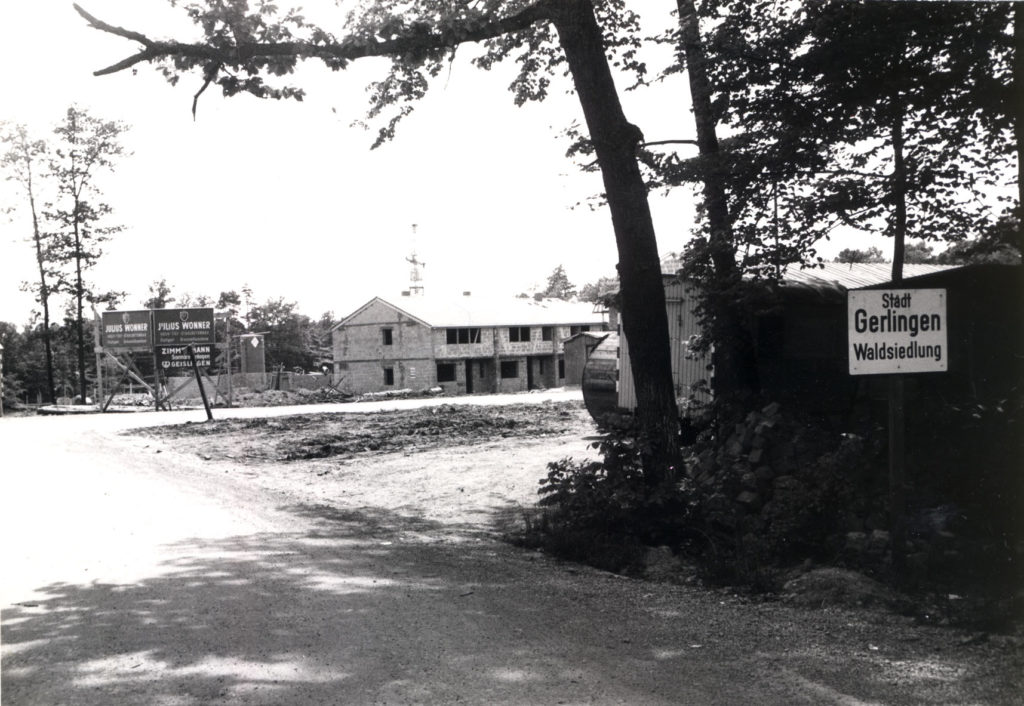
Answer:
334;295;606;330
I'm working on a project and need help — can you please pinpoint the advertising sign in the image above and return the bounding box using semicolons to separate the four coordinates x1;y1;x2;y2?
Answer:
153;308;216;346
101;310;153;350
156;344;213;371
848;289;948;375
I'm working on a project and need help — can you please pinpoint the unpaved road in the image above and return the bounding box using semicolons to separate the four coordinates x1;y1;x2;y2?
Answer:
2;391;1021;705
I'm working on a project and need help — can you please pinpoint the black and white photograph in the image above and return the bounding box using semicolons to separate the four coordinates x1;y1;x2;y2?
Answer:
1;1;1021;703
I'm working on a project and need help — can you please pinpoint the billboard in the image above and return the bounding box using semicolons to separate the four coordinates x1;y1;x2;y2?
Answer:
101;310;153;350
153;308;216;346
848;289;948;375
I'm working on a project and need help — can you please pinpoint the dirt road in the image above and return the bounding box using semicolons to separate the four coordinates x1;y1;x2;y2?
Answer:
2;392;1021;704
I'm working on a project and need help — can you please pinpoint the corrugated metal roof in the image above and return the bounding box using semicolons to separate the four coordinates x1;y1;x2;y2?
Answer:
780;262;954;289
658;257;953;288
353;295;607;328
661;257;684;275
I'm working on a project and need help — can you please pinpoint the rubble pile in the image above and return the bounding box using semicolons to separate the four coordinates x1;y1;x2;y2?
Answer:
681;401;1023;593
683;402;891;569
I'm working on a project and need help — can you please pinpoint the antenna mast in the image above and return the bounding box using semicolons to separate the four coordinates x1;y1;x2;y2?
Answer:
406;223;426;297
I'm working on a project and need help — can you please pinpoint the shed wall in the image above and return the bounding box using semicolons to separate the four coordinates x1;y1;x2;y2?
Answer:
618;281;711;411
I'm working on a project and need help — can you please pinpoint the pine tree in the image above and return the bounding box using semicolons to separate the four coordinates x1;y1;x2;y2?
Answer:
47;107;127;403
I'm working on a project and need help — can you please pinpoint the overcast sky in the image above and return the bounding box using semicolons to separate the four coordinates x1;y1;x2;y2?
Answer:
0;1;845;326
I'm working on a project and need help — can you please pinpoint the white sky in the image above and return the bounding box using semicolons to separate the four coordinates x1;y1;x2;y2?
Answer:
0;1;852;326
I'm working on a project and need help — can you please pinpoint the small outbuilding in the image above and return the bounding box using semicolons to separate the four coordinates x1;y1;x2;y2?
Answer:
563;331;609;388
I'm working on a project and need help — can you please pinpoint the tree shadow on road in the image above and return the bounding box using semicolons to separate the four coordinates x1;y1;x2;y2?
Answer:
4;502;1021;705
0;502;639;705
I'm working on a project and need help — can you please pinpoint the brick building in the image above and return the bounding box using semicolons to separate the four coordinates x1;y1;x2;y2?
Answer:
331;294;608;395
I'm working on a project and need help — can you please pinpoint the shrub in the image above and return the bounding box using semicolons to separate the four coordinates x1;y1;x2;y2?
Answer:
524;421;690;574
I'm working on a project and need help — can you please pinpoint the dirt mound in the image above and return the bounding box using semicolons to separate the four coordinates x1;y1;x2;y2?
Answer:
783;568;903;609
136;400;586;463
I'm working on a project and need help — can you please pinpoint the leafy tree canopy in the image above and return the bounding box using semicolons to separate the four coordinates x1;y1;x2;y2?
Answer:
835;247;886;264
143;279;176;309
540;265;577;300
578;275;619;304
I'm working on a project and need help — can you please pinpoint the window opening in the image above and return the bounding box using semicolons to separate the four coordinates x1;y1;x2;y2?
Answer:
446;327;481;344
508;326;531;342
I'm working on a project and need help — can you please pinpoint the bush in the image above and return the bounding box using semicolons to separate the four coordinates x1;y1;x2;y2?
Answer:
522;422;690;574
524;391;1022;617
2;371;25;411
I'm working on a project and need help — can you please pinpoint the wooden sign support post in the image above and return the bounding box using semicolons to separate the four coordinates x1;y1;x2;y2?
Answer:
100;351;156;412
187;344;214;421
888;374;906;573
152;347;166;411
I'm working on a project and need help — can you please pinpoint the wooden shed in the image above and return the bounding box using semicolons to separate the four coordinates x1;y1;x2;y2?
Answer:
616;278;712;412
563;331;608;388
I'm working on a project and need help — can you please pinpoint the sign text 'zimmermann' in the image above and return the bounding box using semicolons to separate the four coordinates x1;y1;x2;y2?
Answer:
848;289;948;375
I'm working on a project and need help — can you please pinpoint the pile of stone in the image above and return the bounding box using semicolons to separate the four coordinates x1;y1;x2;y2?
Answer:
682;402;887;566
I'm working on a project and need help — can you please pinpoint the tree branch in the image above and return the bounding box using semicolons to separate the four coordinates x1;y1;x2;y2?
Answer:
75;2;555;77
73;4;153;47
192;72;216;120
641;139;699;148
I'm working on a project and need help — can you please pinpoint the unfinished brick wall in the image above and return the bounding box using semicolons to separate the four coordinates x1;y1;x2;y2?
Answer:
332;300;435;394
332;298;606;396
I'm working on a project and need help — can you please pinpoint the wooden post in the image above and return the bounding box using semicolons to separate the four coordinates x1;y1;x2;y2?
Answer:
92;308;104;406
889;374;907;574
224;319;233;407
188;344;214;421
152;348;163;411
102;352;135;412
492;327;501;393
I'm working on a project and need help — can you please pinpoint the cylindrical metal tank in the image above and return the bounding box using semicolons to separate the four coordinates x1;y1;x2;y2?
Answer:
581;333;620;423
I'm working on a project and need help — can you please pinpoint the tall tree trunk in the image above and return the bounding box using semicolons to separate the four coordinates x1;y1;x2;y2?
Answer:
73;204;88;404
677;0;757;400
550;0;681;482
890;90;907;283
28;174;56;403
1014;5;1024;251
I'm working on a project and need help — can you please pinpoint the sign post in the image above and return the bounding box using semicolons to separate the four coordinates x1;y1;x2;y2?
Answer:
848;288;947;573
187;344;214;421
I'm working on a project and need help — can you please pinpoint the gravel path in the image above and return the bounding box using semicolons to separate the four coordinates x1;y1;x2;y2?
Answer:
2;392;1021;704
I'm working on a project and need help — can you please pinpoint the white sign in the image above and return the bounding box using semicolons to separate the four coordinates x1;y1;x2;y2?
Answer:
848;289;948;375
